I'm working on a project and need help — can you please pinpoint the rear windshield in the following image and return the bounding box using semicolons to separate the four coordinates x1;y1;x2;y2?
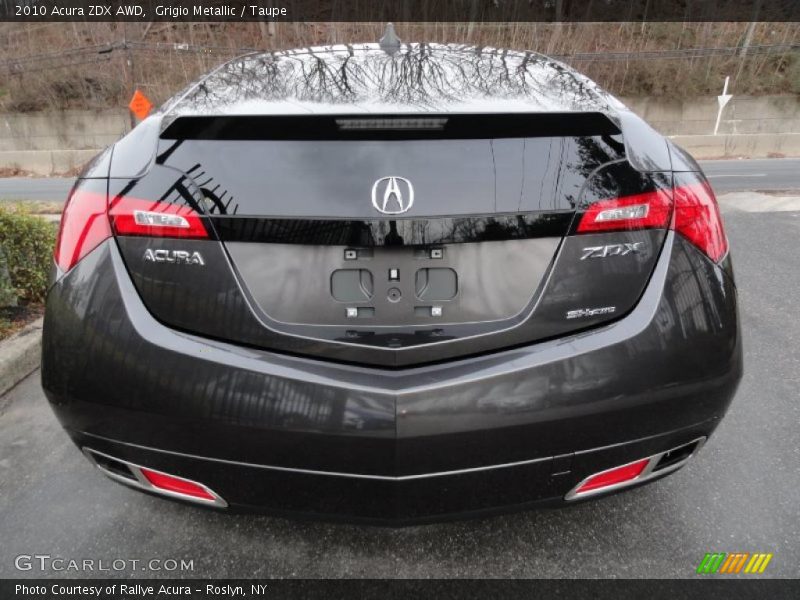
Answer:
156;114;625;218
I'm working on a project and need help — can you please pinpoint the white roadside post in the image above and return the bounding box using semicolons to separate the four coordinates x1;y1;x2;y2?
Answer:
714;76;733;135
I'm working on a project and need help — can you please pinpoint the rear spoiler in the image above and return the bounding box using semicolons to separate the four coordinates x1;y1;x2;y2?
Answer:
158;112;621;141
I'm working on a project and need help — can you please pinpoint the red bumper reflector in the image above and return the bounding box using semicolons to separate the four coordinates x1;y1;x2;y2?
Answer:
140;468;216;501
573;458;650;494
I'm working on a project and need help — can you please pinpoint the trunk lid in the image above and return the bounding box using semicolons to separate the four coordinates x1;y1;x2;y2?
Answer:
111;113;669;367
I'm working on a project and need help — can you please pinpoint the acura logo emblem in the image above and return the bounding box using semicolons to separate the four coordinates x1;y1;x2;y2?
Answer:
371;176;414;215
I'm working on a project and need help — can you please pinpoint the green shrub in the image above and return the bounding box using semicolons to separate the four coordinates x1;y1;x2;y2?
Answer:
0;207;57;305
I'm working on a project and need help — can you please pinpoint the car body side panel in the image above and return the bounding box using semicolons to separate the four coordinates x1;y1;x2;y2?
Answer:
107;116;161;179
77;146;113;179
614;110;672;172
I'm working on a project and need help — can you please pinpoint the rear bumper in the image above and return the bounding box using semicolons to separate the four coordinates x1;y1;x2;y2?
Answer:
42;233;742;522
74;429;710;525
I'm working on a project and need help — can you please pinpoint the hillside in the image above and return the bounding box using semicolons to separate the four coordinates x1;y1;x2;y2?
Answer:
0;21;798;112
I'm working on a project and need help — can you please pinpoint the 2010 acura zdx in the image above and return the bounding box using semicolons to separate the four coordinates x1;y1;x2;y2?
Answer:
41;37;742;523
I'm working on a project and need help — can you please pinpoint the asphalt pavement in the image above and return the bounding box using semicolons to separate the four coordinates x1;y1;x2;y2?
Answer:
0;158;799;202
0;199;798;578
701;158;800;192
0;177;75;202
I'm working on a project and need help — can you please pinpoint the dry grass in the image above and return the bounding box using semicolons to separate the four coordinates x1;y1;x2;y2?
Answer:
0;201;64;215
0;22;798;112
0;166;36;177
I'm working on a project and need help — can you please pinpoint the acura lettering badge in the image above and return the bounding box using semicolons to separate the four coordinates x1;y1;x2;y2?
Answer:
372;176;414;215
143;248;205;266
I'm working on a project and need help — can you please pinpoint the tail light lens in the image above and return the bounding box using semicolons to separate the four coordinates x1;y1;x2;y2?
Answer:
577;188;672;233
576;179;728;263
54;181;210;273
54;183;112;272
109;196;208;239
672;181;728;263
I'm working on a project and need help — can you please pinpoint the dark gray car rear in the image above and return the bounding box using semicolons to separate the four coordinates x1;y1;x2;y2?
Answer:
41;43;741;522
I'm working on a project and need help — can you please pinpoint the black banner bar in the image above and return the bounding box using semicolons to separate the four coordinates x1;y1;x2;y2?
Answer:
3;579;800;600
1;0;799;23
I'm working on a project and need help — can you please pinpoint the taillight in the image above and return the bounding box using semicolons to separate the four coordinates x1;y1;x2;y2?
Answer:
109;196;208;239
576;180;728;262
54;183;112;272
54;183;211;273
672;181;728;263
576;188;672;233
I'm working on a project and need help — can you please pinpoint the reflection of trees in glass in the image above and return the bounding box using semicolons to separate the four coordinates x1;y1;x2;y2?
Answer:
166;44;613;115
579;161;671;208
157;44;635;219
541;136;626;211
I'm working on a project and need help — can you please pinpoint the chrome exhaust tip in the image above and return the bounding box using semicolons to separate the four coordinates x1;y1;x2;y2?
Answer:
82;448;228;508
565;437;706;501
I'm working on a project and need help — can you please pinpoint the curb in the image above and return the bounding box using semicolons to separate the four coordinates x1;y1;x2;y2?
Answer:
0;317;43;402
